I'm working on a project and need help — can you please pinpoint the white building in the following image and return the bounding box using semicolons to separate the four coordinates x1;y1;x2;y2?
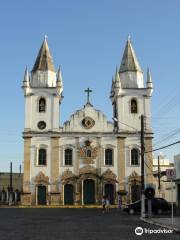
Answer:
21;37;154;205
153;155;176;203
174;154;180;207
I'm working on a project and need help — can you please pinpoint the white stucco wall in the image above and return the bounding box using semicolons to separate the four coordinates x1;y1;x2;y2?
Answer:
29;137;52;192
24;88;60;131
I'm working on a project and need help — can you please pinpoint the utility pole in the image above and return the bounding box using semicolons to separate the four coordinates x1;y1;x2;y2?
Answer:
141;115;145;218
9;162;13;205
158;155;161;196
19;164;22;192
10;162;12;191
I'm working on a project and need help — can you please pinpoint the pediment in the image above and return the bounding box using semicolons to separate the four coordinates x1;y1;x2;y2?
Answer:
63;104;113;132
128;171;141;182
102;169;117;181
79;165;97;175
61;169;76;180
34;171;49;184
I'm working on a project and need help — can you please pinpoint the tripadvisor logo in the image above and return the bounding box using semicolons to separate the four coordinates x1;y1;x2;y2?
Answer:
135;227;143;236
135;227;173;235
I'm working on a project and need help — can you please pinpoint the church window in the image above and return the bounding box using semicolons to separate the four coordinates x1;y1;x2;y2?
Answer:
39;98;46;112
131;99;138;113
38;149;46;165
86;149;91;158
131;148;139;165
65;149;73;165
105;149;113;165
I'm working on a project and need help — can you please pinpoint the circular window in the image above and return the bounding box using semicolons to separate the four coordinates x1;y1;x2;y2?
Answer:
37;121;46;130
82;117;95;129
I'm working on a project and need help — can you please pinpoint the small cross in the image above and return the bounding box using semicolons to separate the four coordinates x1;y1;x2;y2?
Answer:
84;87;92;103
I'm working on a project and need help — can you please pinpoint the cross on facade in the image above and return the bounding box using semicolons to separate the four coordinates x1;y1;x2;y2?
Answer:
84;88;92;103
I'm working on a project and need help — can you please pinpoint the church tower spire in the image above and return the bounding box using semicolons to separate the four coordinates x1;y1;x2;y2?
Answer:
56;66;63;96
22;67;30;95
119;36;142;73
32;36;55;72
31;36;56;87
146;68;153;96
119;37;144;88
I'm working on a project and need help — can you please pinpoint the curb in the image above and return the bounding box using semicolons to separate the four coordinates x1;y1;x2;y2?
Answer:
0;205;118;209
140;217;180;234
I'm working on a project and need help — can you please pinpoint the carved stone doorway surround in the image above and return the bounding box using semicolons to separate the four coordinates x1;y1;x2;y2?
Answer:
128;171;141;203
34;171;49;205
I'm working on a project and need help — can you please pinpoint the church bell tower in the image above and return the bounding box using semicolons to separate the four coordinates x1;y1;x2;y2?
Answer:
110;37;153;133
22;37;63;132
110;37;154;191
21;37;63;205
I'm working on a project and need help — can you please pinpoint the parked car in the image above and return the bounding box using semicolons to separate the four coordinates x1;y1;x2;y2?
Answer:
124;198;176;215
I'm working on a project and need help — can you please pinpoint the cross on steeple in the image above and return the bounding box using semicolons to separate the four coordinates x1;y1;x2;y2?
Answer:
84;87;92;104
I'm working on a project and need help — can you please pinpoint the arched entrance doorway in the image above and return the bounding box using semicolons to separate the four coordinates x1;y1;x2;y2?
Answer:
131;183;141;202
64;184;74;205
83;179;95;204
105;184;114;204
37;185;46;205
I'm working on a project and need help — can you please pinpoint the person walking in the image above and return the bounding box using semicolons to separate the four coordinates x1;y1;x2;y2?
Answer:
118;193;122;210
106;195;110;212
102;195;106;213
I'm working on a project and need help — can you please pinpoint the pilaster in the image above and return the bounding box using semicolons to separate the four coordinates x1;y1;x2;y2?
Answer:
117;137;126;190
74;137;80;174
51;137;60;193
23;137;31;193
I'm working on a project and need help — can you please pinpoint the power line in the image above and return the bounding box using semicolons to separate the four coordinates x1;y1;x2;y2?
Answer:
145;140;180;154
153;127;180;147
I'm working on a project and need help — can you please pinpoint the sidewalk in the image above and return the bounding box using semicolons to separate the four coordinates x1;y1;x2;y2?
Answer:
0;204;118;209
141;217;180;233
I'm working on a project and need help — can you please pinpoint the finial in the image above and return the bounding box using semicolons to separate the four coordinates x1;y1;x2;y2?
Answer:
57;65;63;83
23;66;29;82
147;67;152;83
44;34;48;41
128;34;131;42
115;66;119;80
84;87;92;104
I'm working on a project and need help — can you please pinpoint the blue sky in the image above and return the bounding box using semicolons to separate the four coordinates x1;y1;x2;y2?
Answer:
0;0;180;172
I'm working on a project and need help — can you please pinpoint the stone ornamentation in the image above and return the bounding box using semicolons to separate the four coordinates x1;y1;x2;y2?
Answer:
34;171;49;184
79;165;97;175
78;140;99;164
61;169;76;181
82;117;95;129
102;169;117;181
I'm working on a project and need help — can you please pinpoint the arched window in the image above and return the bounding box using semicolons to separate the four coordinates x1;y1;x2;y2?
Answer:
86;149;91;158
131;148;139;165
38;149;46;165
65;149;73;165
39;98;46;112
105;149;113;165
131;99;138;113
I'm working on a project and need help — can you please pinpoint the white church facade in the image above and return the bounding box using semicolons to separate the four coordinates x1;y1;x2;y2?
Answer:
21;37;153;205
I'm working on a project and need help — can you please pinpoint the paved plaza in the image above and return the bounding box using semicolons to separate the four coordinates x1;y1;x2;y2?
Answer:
0;208;179;240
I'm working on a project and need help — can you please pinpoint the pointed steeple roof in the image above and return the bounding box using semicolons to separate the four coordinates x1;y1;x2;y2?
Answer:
115;66;121;88
119;37;142;73
56;66;63;88
147;68;152;83
32;36;55;72
23;67;29;83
